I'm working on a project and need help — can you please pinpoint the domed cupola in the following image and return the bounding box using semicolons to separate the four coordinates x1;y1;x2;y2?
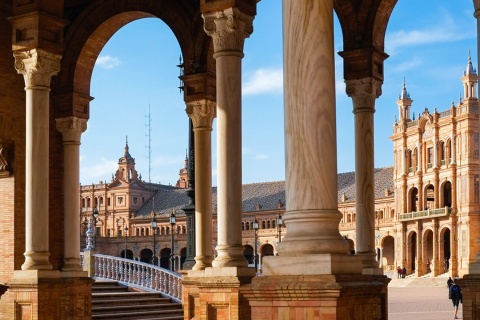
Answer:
115;136;139;182
396;78;413;121
462;51;478;101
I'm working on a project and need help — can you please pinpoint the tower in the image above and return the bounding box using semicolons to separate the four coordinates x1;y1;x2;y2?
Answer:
115;136;139;182
461;51;478;103
396;78;413;121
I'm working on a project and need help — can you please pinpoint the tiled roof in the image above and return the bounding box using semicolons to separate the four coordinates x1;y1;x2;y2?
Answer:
338;166;394;203
134;167;394;218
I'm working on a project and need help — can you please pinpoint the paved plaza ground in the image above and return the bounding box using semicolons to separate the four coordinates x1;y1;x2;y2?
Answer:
388;278;462;320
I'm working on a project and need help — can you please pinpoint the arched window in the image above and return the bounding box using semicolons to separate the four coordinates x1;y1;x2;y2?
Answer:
272;220;276;228
99;197;104;206
82;198;86;208
146;228;149;236
166;226;170;235
262;221;266;229
267;220;271;229
141;228;145;236
136;228;140;236
86;198;91;208
182;226;186;234
246;222;250;230
242;222;245;230
161;227;165;235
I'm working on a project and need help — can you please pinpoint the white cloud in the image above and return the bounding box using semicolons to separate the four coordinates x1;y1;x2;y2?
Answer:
386;13;474;54
95;55;121;69
81;158;117;183
254;154;269;160
392;57;422;73
243;68;283;95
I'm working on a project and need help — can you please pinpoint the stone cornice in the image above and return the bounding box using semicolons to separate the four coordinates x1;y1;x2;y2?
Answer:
55;116;87;144
14;48;61;88
186;100;216;129
203;7;254;55
345;77;382;113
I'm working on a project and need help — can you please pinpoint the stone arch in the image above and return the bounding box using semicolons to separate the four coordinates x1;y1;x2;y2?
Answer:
381;235;395;270
243;245;254;265
440;180;452;208
423;184;435;209
408;187;418;212
422;228;434;274
406;230;417;274
52;0;214;118
439;226;451;273
140;248;153;263
160;248;171;269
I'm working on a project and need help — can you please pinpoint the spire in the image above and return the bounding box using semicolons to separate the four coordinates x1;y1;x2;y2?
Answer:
465;50;477;76
125;135;129;154
396;77;413;121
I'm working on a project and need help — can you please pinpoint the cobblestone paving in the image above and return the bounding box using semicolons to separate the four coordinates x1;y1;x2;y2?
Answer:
389;286;462;320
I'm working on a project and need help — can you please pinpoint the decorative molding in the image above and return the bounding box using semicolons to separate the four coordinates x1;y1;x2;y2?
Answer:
345;77;382;112
186;100;216;129
203;7;254;54
13;48;61;87
55;116;87;143
0;140;13;178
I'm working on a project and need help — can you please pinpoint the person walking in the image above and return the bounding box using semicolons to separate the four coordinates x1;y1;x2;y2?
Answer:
447;277;453;289
449;279;462;319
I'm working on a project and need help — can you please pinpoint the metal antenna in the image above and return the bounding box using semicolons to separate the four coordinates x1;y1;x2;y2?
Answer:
145;104;152;185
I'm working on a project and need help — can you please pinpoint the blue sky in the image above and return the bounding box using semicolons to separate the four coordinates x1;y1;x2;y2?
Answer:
80;0;477;187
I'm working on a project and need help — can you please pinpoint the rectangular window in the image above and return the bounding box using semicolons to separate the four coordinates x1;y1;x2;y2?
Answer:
427;147;433;165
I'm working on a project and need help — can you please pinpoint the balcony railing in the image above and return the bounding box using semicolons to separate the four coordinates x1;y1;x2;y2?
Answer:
83;252;182;302
398;207;451;221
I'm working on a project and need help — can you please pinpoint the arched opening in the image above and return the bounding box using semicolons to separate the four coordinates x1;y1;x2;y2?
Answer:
120;249;133;260
422;229;433;274
140;248;153;264
261;244;274;257
381;235;395;270
407;231;417;274
440;228;451;273
424;184;435;209
160;248;171;269
443;181;452;208
409;187;418;212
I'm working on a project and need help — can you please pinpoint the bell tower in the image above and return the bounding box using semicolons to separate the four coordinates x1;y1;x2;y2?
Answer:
461;51;478;103
396;78;413;122
115;136;139;182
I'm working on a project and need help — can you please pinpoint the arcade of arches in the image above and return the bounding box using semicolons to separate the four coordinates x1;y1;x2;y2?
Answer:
2;0;480;319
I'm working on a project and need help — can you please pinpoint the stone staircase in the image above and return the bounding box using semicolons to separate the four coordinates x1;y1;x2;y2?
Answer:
388;272;451;288
92;280;184;320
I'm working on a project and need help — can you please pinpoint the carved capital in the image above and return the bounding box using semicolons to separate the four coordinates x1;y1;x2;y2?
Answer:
203;7;254;55
0;140;13;178
55;116;87;144
345;77;382;113
14;48;61;88
186;100;216;129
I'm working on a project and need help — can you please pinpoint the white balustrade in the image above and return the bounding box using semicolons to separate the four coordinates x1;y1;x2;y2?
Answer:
89;253;182;302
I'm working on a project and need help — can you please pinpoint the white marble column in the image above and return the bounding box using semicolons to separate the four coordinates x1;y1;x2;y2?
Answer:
278;0;350;258
56;116;87;273
186;100;215;270
203;8;254;268
14;49;61;271
345;78;382;271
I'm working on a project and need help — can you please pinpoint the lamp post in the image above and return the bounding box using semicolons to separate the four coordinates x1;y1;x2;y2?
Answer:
169;210;176;271
92;206;99;249
253;219;259;272
276;214;283;243
151;214;157;265
124;226;128;259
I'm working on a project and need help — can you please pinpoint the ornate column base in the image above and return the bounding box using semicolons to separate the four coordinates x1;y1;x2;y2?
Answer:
1;274;92;320
458;275;480;320
183;267;255;320
262;254;363;275
243;274;390;320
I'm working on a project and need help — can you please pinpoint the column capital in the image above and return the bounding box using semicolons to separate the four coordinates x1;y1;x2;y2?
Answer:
203;7;254;55
55;116;87;144
14;48;61;88
186;100;216;130
345;77;382;113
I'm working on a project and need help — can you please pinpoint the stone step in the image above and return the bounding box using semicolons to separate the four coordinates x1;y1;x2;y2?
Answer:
93;297;172;307
92;291;166;300
92;303;182;314
91;309;184;320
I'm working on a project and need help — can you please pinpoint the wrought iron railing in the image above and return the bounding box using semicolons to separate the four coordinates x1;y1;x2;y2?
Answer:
84;253;182;302
398;207;451;221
